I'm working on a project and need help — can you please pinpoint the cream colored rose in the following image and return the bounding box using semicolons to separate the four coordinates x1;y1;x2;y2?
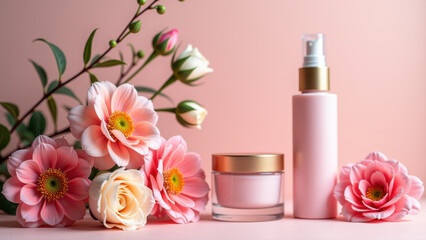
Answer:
89;168;155;230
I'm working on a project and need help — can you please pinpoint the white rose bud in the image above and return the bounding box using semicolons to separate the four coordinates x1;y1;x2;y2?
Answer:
176;100;208;129
172;44;213;84
89;168;155;230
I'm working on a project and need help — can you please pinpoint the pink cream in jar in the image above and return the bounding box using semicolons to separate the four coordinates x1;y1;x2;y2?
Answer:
212;153;284;222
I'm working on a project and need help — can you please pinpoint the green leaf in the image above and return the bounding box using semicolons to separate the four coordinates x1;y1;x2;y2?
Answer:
0;102;19;120
90;54;101;65
73;140;82;149
0;181;18;215
47;96;58;130
135;86;172;103
47;80;82;104
89;72;98;83
5;113;15;127
28;111;46;136
92;60;126;68
0;161;10;177
83;29;98;66
5;113;33;145
0;124;10;151
29;60;48;88
88;167;99;181
34;38;67;75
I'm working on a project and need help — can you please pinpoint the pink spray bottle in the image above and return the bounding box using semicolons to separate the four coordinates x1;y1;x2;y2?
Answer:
293;34;337;218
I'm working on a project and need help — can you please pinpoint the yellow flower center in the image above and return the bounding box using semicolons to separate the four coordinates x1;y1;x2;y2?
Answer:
107;110;134;138
163;168;184;195
37;168;69;202
366;186;385;201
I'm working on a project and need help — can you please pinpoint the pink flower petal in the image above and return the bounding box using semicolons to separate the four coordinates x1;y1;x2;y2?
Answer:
7;149;32;177
21;202;43;222
41;201;64;226
370;171;387;188
58;196;86;221
32;135;57;148
372;193;389;208
176;152;201;178
407;196;421;215
339;164;353;182
392;172;411;196
133;122;161;142
107;141;130;166
111;84;138;113
352;182;362;198
66;158;92;179
94;95;110;122
33;143;57;171
365;152;388;162
360;196;379;210
55;216;75;227
66;178;90;201
81;125;109;157
191;194;209;212
54;137;70;147
385;159;408;175
16;160;41;184
349;164;366;184
333;181;349;204
129;107;158;125
55;146;79;173
2;177;24;203
101;120;115;142
386;195;412;221
93;155;116;170
362;205;395;220
20;184;42;205
342;202;372;222
382;186;403;208
164;144;186;170
125;148;145;169
150;175;171;210
344;186;363;207
16;204;43;228
87;81;116;107
364;162;394;182
408;175;424;200
171;194;195;208
68;105;99;139
181;176;210;198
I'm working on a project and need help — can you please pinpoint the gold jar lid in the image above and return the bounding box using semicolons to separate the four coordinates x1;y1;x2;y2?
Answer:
212;153;284;173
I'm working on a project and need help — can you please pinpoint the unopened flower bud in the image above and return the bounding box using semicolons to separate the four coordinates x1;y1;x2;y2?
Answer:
175;101;208;129
129;21;141;33
137;0;146;5
137;50;145;59
109;40;117;48
152;29;178;56
156;5;166;14
172;44;213;84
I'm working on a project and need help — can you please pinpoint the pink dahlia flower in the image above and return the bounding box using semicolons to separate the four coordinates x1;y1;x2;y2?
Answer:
141;136;209;223
2;136;92;227
67;81;161;170
334;152;424;222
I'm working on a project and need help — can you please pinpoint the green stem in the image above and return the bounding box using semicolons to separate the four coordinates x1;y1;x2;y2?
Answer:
155;107;176;113
122;51;158;85
150;75;177;101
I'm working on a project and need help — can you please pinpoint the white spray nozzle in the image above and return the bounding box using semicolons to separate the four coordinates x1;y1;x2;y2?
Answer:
302;34;326;68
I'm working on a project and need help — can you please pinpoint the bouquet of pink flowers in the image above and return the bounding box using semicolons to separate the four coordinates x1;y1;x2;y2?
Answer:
0;0;211;230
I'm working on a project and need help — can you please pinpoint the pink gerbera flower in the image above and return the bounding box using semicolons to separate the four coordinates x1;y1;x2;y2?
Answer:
2;136;92;227
142;136;209;223
67;81;161;170
334;152;424;222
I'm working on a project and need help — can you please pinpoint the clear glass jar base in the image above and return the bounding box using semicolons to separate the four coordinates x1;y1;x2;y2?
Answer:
212;203;284;222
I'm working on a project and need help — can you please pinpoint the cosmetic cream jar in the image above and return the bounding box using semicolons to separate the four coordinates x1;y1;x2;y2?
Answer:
212;153;284;222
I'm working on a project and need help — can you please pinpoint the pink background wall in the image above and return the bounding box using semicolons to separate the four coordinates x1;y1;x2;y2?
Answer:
1;0;425;198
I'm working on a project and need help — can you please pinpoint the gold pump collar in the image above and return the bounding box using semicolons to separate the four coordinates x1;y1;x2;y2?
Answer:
299;67;330;92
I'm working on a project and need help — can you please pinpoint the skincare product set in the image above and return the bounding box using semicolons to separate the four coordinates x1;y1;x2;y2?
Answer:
212;33;337;221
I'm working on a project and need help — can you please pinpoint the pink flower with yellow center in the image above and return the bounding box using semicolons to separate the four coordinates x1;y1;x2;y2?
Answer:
67;81;161;170
334;152;424;222
141;136;210;223
1;136;92;227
